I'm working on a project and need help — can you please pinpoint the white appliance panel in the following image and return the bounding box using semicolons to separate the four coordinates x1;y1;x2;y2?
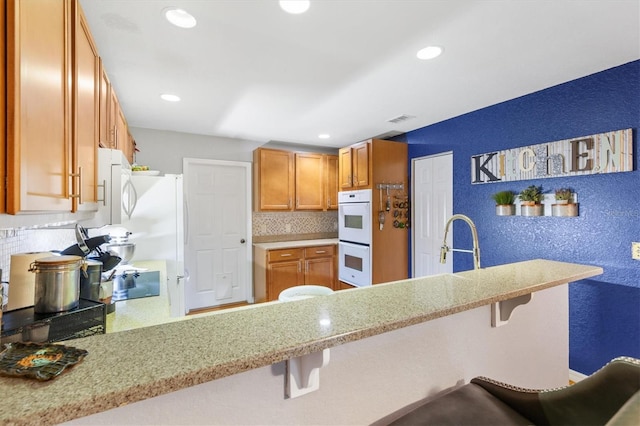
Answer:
83;148;132;227
121;174;185;317
338;242;371;287
338;189;372;245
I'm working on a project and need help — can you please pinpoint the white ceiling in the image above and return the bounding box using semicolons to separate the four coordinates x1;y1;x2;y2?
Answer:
80;0;640;148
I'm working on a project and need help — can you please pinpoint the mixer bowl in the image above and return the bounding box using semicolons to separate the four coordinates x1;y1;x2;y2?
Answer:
106;243;135;264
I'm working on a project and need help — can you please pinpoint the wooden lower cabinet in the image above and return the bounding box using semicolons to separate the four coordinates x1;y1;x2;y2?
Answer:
337;281;357;290
304;245;336;288
267;259;304;301
254;244;337;302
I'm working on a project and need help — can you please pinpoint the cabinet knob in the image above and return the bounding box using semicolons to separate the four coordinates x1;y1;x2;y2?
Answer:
240;239;246;244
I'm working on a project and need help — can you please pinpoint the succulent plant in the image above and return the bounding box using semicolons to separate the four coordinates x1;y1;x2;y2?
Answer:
555;188;573;202
518;185;544;204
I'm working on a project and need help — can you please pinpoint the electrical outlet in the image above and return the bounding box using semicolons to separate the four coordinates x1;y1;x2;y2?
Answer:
632;242;640;260
260;224;267;233
285;224;291;233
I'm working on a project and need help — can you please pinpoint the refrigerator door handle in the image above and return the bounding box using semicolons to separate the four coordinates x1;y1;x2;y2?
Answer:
122;179;138;219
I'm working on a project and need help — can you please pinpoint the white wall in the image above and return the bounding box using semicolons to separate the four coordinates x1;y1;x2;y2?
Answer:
131;127;339;174
130;127;265;174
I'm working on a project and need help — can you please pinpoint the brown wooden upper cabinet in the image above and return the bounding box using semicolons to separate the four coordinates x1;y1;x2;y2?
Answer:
253;148;295;211
73;3;100;210
254;148;338;211
295;152;324;210
4;0;132;214
339;140;370;190
98;67;135;164
98;60;111;148
0;0;6;213
324;154;339;210
6;0;75;213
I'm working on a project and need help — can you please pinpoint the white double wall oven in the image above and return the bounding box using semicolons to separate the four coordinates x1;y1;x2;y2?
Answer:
338;189;372;287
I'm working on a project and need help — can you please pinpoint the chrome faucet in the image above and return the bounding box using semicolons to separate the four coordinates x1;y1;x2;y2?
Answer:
440;214;481;270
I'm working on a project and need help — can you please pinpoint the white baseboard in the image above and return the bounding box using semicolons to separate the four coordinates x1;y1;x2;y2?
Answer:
569;369;588;383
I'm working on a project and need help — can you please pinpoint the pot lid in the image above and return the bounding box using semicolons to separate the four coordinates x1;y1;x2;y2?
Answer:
35;255;83;265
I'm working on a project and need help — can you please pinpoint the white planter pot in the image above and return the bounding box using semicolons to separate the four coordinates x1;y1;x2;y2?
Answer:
521;204;544;217
552;203;578;217
495;205;516;216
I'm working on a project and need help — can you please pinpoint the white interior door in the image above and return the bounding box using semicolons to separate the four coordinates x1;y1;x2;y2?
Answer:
183;158;252;311
412;152;453;277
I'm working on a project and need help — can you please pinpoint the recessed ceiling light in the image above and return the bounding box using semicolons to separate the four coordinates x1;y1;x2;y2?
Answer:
318;134;330;139
416;46;443;60
161;94;181;102
164;8;197;28
279;0;310;14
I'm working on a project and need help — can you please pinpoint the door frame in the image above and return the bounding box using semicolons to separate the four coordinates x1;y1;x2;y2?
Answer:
183;158;253;311
411;151;453;277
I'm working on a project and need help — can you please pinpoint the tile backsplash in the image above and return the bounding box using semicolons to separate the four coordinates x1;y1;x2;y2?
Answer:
0;229;76;279
252;211;338;241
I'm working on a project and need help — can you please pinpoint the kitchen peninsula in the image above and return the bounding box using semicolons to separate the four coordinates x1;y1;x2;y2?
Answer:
0;259;602;425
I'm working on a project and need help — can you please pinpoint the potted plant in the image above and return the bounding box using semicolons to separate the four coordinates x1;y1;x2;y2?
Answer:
518;185;544;216
554;188;572;204
491;191;516;216
552;188;578;217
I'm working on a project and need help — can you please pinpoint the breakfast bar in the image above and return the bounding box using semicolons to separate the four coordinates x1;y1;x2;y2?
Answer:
0;259;602;425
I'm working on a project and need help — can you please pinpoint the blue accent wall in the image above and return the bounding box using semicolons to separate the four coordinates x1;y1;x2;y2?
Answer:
399;60;640;375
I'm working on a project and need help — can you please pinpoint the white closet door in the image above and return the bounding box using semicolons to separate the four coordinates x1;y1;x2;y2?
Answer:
412;153;453;277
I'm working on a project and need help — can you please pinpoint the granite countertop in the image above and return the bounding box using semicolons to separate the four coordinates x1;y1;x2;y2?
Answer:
105;260;174;333
253;238;339;250
0;259;602;425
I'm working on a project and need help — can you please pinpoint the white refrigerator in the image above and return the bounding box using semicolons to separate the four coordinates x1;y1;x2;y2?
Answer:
121;174;185;317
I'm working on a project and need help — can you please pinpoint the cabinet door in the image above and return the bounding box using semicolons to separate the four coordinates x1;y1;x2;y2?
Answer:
6;0;73;213
0;0;6;213
324;154;338;210
116;102;128;154
254;148;294;211
305;257;335;289
98;60;111;148
108;87;119;149
337;281;356;290
304;245;336;290
338;147;353;190
73;3;99;210
295;153;323;210
267;260;304;301
352;141;370;188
